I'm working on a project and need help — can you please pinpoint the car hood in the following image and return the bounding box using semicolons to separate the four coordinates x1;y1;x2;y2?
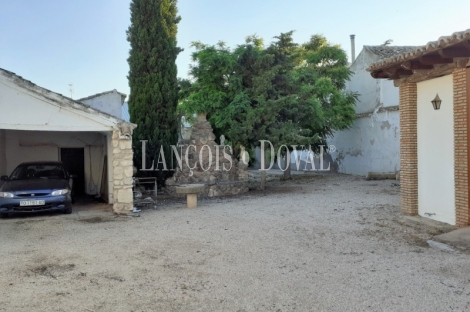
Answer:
0;179;69;193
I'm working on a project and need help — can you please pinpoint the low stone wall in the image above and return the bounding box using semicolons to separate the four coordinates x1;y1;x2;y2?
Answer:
166;180;249;198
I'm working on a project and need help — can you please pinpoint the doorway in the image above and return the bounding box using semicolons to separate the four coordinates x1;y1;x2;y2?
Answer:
61;148;85;196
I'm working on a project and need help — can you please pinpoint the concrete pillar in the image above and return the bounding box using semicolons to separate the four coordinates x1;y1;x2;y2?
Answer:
187;194;197;208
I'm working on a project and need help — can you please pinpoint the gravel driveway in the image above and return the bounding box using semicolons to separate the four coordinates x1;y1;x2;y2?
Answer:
0;173;468;311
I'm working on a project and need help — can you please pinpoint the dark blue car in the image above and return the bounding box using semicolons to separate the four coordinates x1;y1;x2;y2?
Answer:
0;161;74;218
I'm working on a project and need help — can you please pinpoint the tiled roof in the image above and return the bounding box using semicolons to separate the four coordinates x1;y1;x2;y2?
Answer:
364;46;420;60
368;29;470;71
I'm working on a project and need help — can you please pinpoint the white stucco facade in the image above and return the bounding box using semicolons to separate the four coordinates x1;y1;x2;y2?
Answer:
329;47;400;176
0;68;136;212
79;90;126;120
417;75;455;225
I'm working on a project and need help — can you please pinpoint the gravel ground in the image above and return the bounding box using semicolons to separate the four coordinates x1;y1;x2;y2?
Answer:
0;173;469;312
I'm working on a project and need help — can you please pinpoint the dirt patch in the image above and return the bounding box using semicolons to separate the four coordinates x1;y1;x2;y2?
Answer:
15;219;46;225
30;263;76;279
78;216;116;223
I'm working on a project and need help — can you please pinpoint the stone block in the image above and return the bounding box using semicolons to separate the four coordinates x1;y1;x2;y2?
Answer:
120;160;133;167
175;184;205;194
117;188;133;204
119;140;132;150
114;167;123;175
123;178;134;185
124;167;134;178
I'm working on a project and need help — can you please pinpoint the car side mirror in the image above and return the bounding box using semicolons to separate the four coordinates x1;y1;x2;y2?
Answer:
0;175;9;181
70;174;78;179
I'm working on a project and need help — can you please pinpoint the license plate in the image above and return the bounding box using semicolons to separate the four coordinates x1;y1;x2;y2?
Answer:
20;200;46;206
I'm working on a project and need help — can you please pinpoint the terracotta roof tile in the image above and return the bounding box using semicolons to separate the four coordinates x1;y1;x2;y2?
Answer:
368;29;470;71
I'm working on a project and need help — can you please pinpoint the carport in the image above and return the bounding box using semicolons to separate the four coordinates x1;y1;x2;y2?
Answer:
0;68;136;214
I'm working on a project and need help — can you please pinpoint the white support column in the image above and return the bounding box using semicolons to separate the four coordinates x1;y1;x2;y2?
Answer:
0;129;6;176
107;132;114;204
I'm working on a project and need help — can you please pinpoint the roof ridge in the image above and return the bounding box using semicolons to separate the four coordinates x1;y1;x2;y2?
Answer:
0;68;127;124
77;89;127;103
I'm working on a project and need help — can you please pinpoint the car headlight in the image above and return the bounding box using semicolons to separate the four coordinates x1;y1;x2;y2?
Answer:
0;192;14;198
51;189;69;196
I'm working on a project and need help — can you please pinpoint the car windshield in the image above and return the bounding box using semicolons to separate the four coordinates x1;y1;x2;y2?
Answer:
10;164;67;180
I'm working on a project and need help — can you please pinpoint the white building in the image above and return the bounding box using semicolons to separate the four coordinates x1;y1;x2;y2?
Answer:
368;29;470;226
78;89;127;120
329;45;417;176
0;68;136;214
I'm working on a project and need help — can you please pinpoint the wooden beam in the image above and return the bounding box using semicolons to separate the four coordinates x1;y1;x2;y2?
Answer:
396;68;413;76
385;68;413;79
383;67;398;76
371;71;389;79
393;64;455;85
401;61;433;70
419;55;453;65
461;41;470;50
439;47;470;58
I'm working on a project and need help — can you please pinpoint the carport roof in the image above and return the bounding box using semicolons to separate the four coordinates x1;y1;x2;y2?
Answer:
0;68;130;126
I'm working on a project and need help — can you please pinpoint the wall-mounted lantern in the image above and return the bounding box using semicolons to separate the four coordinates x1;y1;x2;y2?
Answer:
431;94;442;110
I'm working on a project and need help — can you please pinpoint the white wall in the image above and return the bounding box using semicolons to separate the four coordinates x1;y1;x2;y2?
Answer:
331;110;399;175
80;90;124;119
0;129;6;176
417;75;455;225
0;78;118;132
329;49;400;176
4;130;107;196
345;50;381;114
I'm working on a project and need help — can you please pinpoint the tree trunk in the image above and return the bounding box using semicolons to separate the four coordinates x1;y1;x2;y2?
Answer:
260;170;266;191
283;154;292;180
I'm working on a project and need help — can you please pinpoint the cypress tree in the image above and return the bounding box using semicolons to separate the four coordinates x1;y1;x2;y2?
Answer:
127;0;181;185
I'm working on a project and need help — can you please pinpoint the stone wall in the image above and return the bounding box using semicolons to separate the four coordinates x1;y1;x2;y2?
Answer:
112;129;134;214
166;114;248;197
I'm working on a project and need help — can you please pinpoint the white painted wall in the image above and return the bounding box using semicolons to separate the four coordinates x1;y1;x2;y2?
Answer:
331;110;399;175
417;75;455;225
0;78;118;132
329;49;400;176
0;129;6;176
3;130;107;196
80;90;124;119
380;79;399;108
345;49;381;114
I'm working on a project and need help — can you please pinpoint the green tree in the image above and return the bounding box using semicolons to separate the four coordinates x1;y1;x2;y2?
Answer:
180;32;357;177
127;0;181;185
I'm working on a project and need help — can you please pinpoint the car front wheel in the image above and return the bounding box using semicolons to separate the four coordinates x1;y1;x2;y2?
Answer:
64;206;72;214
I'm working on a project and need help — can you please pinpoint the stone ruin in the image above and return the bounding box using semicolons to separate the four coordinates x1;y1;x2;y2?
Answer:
165;113;249;197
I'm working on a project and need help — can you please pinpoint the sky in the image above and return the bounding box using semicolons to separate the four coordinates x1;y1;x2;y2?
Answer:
1;0;469;100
